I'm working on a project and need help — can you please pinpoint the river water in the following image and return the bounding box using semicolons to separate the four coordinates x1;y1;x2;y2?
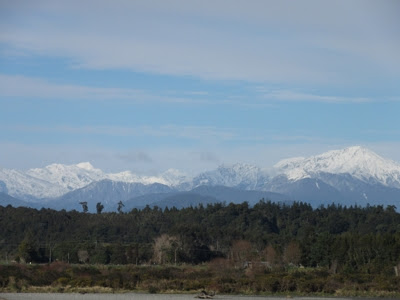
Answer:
0;294;375;300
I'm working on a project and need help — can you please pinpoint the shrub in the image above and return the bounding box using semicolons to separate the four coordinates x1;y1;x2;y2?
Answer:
148;285;159;293
56;277;70;286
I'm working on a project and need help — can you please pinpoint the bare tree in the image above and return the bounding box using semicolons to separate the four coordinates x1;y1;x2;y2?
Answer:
152;234;179;265
230;240;253;266
283;241;301;266
78;250;89;263
263;245;280;269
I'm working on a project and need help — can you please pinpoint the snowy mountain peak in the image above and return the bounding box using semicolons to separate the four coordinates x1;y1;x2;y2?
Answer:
2;146;400;203
274;146;400;187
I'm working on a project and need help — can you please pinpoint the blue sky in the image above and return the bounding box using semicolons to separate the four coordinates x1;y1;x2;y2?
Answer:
1;0;399;174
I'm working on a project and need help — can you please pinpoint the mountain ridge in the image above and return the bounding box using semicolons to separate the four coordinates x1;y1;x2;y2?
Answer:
274;146;400;187
1;146;400;210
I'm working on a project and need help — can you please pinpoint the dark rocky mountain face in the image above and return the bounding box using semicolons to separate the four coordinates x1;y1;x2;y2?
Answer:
46;180;175;212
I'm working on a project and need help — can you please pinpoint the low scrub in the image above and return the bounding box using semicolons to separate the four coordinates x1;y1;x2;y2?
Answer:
0;262;399;297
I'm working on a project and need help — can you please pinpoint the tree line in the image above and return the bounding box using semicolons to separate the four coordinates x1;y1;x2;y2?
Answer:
0;201;399;275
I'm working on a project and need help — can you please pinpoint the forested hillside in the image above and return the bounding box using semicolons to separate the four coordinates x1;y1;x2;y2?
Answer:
1;201;399;275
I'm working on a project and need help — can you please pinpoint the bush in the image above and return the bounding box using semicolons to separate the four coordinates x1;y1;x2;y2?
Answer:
261;274;281;292
56;277;70;286
148;285;159;293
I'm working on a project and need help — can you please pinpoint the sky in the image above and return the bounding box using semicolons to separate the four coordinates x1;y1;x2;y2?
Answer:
0;0;400;175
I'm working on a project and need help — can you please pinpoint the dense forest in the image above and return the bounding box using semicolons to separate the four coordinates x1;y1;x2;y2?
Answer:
1;201;400;295
1;201;400;273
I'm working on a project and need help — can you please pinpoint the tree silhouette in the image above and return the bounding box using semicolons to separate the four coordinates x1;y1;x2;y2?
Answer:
96;202;104;214
79;201;88;213
117;201;125;213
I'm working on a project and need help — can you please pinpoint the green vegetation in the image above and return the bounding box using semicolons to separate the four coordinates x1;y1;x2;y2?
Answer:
0;201;400;295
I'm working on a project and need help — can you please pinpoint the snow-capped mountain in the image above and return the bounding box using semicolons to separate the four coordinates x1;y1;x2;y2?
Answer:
274;146;400;188
1;146;400;209
267;146;400;206
0;162;189;200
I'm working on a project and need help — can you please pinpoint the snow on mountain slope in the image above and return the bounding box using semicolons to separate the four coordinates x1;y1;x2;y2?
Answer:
0;168;64;200
192;163;269;190
106;171;161;185
26;162;104;191
274;146;400;188
106;168;189;186
159;169;190;186
2;146;400;203
1;162;190;200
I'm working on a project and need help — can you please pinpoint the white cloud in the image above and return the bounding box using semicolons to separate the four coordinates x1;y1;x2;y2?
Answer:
1;1;399;84
263;90;372;103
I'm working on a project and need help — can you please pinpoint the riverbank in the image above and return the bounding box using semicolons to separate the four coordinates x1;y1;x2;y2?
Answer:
1;262;399;298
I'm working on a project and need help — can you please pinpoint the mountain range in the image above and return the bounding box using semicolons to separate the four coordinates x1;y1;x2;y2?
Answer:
1;146;400;212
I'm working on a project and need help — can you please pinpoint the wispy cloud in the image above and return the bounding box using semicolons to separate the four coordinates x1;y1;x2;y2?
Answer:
263;90;372;103
4;124;375;145
1;124;238;141
116;151;153;163
2;1;398;85
3;74;388;106
0;74;201;103
0;74;139;100
271;135;322;142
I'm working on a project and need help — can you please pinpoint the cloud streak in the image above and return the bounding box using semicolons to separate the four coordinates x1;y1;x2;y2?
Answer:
116;151;153;163
0;74;202;103
1;124;358;146
263;90;372;103
1;74;390;105
1;124;238;141
1;1;399;85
